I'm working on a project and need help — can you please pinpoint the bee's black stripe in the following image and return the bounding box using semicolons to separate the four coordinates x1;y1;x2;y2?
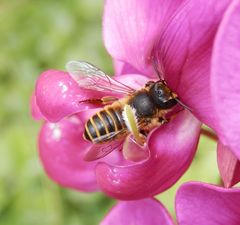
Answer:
100;111;115;133
84;108;126;143
108;108;123;130
84;128;91;141
115;109;126;128
92;115;107;136
90;117;100;138
86;120;98;139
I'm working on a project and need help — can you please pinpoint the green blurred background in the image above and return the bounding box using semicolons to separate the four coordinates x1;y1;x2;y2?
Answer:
0;1;219;224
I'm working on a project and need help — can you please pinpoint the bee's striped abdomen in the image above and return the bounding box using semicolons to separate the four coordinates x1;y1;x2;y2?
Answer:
83;107;125;143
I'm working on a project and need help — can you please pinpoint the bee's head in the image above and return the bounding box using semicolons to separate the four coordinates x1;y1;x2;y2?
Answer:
149;81;177;109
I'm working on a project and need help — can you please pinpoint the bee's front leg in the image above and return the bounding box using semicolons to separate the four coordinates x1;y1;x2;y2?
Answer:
139;118;162;135
157;109;171;124
159;116;169;125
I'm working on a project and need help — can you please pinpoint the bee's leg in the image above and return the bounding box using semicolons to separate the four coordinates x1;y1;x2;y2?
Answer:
101;96;119;104
138;118;160;138
79;96;119;105
156;110;170;124
133;133;147;146
127;133;146;147
159;116;169;125
79;99;103;104
139;117;167;136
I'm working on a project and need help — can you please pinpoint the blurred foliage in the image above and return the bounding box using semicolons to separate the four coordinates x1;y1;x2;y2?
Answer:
0;0;220;225
0;1;113;225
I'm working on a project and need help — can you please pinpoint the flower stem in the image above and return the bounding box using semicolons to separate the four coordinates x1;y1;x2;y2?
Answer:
200;128;218;142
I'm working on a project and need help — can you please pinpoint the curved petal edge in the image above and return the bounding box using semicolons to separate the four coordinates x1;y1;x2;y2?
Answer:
176;182;240;225
100;198;174;225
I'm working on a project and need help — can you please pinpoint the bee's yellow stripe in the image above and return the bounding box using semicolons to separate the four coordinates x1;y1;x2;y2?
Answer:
106;109;118;132
97;111;110;134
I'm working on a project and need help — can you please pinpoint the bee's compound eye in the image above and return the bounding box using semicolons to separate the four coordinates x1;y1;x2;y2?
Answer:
156;88;164;97
150;83;177;109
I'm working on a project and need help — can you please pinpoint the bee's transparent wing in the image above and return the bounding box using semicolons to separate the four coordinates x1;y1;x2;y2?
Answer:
84;141;123;161
92;129;126;143
66;61;135;94
84;130;126;161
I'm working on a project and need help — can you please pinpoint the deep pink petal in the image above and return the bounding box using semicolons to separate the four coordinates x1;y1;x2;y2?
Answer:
103;0;184;77
100;198;174;225
35;70;107;122
115;73;150;90
39;116;98;192
31;93;44;120
153;0;231;128
96;111;201;200
211;0;240;159
176;182;240;225
113;60;142;76
217;141;240;188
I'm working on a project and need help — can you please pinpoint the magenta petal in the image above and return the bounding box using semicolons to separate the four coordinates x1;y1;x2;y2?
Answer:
103;0;184;76
35;70;106;122
115;73;150;90
113;60;142;76
100;198;174;225
39;117;98;192
217;141;240;188
211;0;240;159
96;111;201;200
153;0;231;128
176;182;240;225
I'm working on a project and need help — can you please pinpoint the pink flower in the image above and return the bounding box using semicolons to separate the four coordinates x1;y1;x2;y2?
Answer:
32;0;231;199
100;198;174;225
217;142;240;188
100;182;240;225
210;0;240;187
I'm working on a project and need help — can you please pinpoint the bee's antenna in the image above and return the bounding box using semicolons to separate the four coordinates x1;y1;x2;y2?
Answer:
152;56;165;81
175;98;192;112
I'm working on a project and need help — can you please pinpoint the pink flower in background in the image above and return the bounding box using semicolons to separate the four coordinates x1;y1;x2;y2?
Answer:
100;182;240;225
100;198;174;225
32;0;232;199
210;0;240;187
217;142;240;188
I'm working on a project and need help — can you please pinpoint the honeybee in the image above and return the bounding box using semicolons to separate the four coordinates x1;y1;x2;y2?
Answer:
66;60;189;161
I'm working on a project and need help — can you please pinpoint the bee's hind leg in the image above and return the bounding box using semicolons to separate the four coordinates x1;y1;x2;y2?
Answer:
101;96;119;104
79;96;119;105
130;133;147;147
